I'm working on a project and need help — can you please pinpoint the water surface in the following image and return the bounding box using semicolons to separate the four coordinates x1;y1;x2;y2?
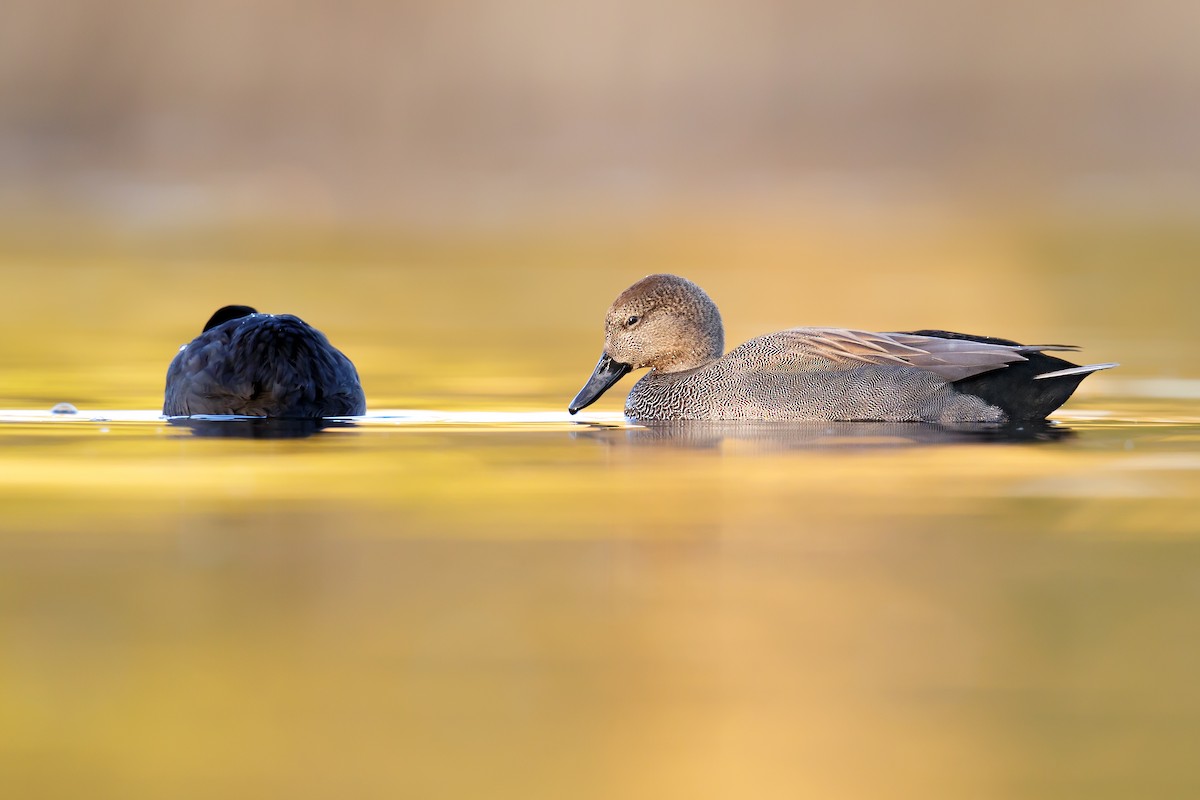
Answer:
2;392;1198;800
2;222;1198;798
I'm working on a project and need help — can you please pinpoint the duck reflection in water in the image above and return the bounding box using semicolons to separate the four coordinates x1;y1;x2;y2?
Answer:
571;419;1076;451
163;305;365;437
166;416;357;439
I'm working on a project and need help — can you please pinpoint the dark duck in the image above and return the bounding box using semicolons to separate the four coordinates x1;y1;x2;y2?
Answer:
164;305;366;418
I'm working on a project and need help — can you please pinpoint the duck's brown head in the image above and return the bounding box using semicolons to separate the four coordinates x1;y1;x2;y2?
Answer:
569;274;724;414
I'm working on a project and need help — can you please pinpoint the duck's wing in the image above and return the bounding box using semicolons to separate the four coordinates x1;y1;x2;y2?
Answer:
163;333;257;415
755;328;1074;383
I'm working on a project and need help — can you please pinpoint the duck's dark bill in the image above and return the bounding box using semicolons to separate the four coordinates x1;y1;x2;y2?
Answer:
569;353;632;414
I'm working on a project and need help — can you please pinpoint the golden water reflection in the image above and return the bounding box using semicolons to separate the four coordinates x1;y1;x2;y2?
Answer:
2;218;1197;797
2;398;1199;799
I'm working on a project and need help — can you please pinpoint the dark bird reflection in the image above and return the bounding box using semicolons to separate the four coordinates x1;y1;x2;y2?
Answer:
571;419;1074;451
168;416;357;439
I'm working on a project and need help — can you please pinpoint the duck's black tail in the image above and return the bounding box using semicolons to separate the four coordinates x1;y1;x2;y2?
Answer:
905;329;1117;421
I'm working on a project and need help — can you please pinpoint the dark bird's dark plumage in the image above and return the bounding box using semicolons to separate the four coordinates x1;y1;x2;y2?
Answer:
163;306;366;418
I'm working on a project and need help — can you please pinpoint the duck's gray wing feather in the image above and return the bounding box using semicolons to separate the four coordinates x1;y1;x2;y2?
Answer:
745;328;1054;383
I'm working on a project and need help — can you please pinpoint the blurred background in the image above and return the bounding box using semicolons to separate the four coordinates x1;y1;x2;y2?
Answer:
5;0;1200;223
3;0;1198;409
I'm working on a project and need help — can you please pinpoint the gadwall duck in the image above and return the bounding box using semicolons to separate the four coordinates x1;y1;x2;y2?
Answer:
163;305;366;417
569;274;1116;423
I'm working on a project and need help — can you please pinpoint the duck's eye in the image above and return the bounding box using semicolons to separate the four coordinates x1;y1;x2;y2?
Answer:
626;315;640;327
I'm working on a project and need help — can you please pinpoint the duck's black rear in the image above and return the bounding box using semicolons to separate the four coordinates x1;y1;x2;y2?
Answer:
905;329;1108;421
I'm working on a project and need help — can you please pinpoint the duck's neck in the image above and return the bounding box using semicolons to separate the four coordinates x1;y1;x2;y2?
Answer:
656;329;724;373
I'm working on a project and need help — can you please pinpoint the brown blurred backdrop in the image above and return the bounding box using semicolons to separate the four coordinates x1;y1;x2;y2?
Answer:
4;0;1200;225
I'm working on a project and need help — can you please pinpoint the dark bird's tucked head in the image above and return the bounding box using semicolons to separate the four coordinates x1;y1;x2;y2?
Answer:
203;305;258;332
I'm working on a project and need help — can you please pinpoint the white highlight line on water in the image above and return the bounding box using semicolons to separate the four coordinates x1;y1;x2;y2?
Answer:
0;409;632;427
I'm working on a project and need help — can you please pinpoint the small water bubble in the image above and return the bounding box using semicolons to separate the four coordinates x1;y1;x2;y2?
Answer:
51;402;78;415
